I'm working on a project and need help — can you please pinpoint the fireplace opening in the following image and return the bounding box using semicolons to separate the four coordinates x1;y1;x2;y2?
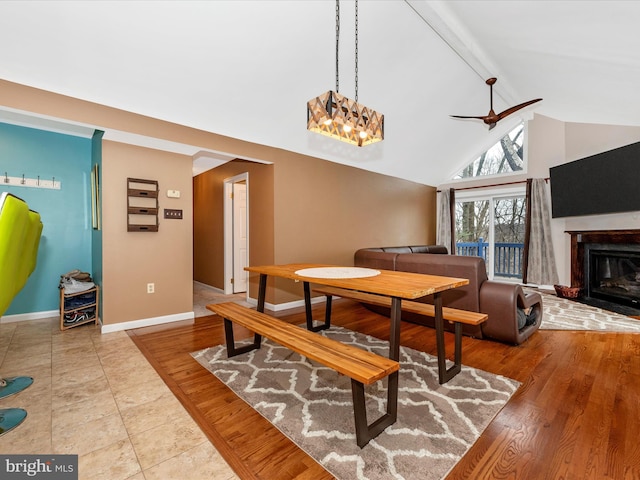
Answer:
585;243;640;314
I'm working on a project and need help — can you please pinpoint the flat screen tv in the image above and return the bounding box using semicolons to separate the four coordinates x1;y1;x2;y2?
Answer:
549;140;640;218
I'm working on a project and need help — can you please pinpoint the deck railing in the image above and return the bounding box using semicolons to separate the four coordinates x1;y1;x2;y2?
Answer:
455;238;524;279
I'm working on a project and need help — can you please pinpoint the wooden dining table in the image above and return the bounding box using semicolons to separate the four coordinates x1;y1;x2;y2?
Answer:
244;263;469;380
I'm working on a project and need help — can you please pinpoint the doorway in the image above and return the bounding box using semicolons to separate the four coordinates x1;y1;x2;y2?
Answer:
224;173;249;294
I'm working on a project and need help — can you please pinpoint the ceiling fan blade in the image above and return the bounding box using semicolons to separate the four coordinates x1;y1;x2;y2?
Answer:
496;98;542;120
450;115;489;120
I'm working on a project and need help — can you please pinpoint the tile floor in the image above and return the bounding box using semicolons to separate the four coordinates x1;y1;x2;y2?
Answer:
0;283;243;480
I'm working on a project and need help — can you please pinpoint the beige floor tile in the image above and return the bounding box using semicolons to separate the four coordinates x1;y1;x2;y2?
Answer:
52;352;103;377
52;389;119;429
129;414;208;470
111;375;171;410
51;364;107;390
143;441;240;480
0;411;52;453
120;391;187;436
52;412;129;457
1;351;51;372
79;438;141;480
52;375;112;410
0;291;238;479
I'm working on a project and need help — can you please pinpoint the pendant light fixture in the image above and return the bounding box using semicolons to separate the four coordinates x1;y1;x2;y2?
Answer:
307;0;384;147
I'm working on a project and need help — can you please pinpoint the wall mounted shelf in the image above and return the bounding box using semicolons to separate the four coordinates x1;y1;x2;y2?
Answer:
127;178;159;232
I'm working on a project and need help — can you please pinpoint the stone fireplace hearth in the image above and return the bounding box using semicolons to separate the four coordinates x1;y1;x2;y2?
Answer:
567;229;640;315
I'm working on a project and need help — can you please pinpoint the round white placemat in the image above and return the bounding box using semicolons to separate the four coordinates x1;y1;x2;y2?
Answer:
294;267;380;279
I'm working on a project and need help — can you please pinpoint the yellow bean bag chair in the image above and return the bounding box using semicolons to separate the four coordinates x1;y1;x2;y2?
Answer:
0;192;42;317
0;192;42;436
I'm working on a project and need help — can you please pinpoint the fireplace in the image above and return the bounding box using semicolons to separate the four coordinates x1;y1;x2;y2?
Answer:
567;229;640;315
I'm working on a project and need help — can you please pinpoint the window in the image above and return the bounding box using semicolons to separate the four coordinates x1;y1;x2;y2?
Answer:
454;123;525;179
455;188;526;280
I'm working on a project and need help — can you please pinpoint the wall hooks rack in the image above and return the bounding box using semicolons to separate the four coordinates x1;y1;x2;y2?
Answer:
2;172;61;190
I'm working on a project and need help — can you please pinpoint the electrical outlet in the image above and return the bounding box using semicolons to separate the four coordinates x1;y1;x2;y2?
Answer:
147;283;155;294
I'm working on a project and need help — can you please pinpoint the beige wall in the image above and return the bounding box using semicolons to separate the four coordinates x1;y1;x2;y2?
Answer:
193;160;275;290
269;154;436;304
2;79;436;322
194;156;436;306
101;141;193;325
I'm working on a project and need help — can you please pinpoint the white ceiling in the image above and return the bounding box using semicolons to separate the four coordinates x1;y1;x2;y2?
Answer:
0;1;638;186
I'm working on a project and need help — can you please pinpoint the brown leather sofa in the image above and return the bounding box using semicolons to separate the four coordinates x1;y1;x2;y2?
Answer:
354;246;542;345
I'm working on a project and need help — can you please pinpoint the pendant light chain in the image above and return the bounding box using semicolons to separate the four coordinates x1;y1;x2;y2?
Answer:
335;0;340;93
355;0;359;102
307;0;383;147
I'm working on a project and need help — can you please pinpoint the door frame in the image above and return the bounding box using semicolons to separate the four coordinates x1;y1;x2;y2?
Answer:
223;172;249;295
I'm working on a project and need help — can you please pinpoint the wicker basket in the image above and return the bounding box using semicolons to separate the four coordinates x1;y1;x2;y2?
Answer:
554;284;581;299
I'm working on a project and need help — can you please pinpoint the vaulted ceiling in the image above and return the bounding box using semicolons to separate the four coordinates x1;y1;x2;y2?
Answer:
1;1;638;186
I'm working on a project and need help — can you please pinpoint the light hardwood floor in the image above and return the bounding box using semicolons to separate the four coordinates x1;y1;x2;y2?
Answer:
129;297;640;480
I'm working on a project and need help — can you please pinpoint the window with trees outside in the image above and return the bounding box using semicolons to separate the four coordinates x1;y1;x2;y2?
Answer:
453;123;527;280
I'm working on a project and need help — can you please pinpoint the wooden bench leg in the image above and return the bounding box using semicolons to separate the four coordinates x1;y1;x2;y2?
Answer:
223;318;263;357
304;282;330;332
351;371;399;448
434;294;462;384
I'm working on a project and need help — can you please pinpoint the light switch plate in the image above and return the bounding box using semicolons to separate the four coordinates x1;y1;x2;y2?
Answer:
167;190;181;198
164;209;183;219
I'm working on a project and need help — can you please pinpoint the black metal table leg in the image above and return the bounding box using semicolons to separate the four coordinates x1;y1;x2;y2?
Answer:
434;292;462;384
389;297;402;361
257;273;267;313
304;281;330;332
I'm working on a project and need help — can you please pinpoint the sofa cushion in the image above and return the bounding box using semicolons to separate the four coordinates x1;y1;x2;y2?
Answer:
395;253;487;313
381;246;413;253
409;245;449;254
354;249;399;271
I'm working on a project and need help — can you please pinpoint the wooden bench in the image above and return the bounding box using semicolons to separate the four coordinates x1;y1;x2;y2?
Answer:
206;301;400;448
312;286;488;384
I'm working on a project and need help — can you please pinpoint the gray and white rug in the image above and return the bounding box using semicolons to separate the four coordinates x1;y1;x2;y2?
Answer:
532;289;640;332
192;326;519;480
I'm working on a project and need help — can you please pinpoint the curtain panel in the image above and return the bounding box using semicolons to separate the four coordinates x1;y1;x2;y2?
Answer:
436;188;455;254
523;178;558;285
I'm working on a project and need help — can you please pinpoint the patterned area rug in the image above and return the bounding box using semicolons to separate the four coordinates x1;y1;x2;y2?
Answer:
192;326;519;480
532;289;640;332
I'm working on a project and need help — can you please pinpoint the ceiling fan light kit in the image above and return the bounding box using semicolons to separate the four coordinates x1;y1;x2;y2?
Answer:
307;0;384;147
451;77;542;130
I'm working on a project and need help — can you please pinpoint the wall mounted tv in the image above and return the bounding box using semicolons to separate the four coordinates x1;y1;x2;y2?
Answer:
549;140;640;218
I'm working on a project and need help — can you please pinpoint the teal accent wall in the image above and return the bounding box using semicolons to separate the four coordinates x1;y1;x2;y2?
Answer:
91;130;104;322
0;122;93;315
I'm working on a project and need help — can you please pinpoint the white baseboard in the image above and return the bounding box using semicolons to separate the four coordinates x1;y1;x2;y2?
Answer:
102;311;195;334
0;310;59;324
193;280;225;294
246;295;327;312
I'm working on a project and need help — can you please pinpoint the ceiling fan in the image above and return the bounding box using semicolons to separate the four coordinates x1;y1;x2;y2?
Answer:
451;77;542;130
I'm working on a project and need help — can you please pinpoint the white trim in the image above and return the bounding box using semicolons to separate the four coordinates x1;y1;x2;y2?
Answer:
223;172;249;295
101;311;195;334
244;295;326;312
193;280;225;294
0;309;59;324
455;184;526;201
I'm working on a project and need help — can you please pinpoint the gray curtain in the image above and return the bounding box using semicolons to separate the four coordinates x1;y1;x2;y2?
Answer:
524;178;558;285
436;189;455;254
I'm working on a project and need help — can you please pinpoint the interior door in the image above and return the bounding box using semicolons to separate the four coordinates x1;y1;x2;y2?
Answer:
232;182;248;293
